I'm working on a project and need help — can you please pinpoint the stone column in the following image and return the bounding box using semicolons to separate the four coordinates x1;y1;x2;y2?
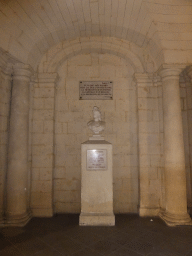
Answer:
0;64;12;225
6;63;33;226
135;73;161;217
185;66;192;214
159;65;192;226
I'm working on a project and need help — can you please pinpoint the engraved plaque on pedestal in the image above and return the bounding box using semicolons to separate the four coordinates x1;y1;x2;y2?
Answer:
87;149;107;170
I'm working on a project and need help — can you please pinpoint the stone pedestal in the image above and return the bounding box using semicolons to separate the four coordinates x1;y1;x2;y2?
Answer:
79;140;115;226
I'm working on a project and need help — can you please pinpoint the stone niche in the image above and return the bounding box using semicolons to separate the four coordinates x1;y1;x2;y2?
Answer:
53;53;139;214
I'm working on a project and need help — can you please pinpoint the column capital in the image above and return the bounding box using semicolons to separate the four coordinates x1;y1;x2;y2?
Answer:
185;65;192;79
182;68;191;84
2;63;13;78
0;63;13;81
134;73;152;85
158;64;186;81
37;72;58;83
153;75;161;86
13;63;33;82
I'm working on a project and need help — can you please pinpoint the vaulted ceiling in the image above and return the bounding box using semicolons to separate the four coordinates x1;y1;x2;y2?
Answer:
0;0;192;70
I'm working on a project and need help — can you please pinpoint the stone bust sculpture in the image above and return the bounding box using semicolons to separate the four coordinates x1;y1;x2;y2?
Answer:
87;106;105;134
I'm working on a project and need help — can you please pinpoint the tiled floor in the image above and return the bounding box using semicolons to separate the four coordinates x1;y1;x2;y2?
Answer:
1;214;192;256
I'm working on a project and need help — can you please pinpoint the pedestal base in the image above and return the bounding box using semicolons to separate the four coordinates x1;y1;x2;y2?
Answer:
79;213;115;226
159;210;192;226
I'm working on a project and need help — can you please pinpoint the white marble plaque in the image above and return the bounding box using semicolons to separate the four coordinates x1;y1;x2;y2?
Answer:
79;81;113;100
87;149;107;170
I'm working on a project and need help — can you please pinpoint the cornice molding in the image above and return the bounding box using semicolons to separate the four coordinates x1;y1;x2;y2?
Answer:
37;72;59;83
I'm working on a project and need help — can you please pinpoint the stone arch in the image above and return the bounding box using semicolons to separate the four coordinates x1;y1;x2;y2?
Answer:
32;38;145;216
38;37;149;74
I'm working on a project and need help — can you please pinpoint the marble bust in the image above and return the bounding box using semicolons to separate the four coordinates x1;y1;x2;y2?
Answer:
87;106;105;135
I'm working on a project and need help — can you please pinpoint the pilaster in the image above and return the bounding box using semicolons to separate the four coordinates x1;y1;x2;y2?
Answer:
134;73;161;217
31;72;58;217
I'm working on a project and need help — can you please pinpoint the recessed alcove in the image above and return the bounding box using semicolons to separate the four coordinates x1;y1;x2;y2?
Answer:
0;0;192;228
53;53;139;214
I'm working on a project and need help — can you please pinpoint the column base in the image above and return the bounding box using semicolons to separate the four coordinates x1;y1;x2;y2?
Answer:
159;210;192;226
188;206;192;215
5;211;32;227
79;213;115;226
0;214;4;226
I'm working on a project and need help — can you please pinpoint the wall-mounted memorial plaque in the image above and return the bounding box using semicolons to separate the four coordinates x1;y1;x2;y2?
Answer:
87;149;107;170
79;81;113;100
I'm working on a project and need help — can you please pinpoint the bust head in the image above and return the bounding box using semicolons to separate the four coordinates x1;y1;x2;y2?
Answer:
87;106;105;135
93;106;101;122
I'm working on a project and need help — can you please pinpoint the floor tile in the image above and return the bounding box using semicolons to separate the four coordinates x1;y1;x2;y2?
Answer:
186;249;192;256
71;247;104;256
147;253;180;256
0;238;13;250
137;230;167;246
85;226;120;239
72;232;102;246
1;228;34;244
124;237;155;255
0;245;24;256
119;227;146;240
91;239;122;255
36;230;69;245
109;246;143;256
13;237;50;256
149;240;192;256
1;214;192;256
103;231;135;246
34;247;63;256
53;237;86;255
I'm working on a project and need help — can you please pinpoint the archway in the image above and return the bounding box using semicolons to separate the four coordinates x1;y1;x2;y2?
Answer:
31;37;148;216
